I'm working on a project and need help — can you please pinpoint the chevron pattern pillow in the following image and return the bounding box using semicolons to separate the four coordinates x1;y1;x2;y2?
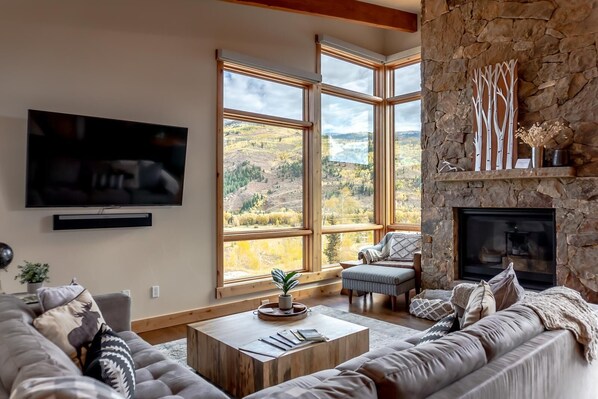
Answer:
388;233;421;261
83;324;135;399
417;312;459;345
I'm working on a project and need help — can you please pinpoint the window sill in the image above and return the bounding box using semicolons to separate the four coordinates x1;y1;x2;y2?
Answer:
216;267;342;299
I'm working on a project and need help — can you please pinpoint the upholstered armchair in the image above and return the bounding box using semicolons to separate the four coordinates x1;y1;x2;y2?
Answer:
357;232;422;294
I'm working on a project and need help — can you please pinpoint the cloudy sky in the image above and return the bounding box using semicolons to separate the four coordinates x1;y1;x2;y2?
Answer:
223;60;420;135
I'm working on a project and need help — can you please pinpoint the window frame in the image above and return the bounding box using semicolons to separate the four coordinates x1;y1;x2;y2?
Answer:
385;54;422;232
215;45;423;298
318;44;385;267
216;60;316;290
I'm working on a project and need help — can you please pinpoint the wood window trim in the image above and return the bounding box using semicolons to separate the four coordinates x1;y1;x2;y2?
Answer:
216;267;342;298
388;57;422;228
322;223;382;234
217;60;314;292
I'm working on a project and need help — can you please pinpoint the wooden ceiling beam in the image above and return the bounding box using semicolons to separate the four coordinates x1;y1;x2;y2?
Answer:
222;0;418;32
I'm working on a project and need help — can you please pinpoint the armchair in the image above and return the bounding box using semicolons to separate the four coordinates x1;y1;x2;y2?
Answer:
357;232;422;294
341;232;422;311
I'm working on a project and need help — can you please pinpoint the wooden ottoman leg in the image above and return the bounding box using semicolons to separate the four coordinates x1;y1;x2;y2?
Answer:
348;290;353;304
391;295;397;311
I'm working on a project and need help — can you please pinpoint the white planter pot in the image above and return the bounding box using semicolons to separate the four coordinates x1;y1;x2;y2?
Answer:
27;282;43;294
278;294;293;310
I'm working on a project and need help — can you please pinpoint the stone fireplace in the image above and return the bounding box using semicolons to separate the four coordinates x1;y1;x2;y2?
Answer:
420;0;598;302
457;207;556;290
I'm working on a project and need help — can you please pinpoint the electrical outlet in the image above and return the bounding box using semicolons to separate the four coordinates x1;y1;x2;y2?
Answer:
261;299;270;305
151;286;160;298
121;289;131;297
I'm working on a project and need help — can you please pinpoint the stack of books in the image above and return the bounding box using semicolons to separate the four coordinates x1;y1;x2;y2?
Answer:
239;328;327;358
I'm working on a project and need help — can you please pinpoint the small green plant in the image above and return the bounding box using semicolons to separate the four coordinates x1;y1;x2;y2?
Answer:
14;261;50;284
271;268;300;296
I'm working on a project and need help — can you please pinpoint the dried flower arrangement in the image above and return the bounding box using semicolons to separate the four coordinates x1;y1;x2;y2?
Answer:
516;121;566;147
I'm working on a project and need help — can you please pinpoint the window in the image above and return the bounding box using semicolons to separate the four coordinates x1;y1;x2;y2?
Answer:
389;59;422;228
319;47;383;267
216;45;422;295
218;64;312;284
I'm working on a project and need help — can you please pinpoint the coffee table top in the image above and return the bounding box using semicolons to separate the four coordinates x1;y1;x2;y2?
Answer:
188;310;368;361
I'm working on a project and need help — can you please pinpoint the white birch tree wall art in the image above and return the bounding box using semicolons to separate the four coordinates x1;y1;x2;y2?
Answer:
472;60;518;171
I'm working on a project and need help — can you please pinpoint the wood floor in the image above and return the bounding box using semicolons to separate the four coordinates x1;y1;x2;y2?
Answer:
139;292;434;345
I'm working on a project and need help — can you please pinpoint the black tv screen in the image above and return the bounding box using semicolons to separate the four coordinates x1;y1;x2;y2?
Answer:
26;110;188;207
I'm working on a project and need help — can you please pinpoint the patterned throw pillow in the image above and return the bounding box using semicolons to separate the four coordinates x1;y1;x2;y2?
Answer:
388;233;421;261
461;280;496;329
33;289;106;368
84;324;136;399
417;312;459;345
488;262;525;311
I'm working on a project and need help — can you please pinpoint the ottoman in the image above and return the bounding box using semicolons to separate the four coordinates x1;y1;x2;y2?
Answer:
341;265;416;311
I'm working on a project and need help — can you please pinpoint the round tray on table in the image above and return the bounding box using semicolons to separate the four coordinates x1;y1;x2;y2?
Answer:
257;302;308;321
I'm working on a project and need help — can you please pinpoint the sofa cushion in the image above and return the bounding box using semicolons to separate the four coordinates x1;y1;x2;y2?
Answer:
33;289;106;368
388;233;421;261
357;332;487;399
84;325;135;399
488;263;525;311
11;376;126;399
336;341;414;372
118;331;228;399
461;281;495;328
342;265;415;285
244;370;377;399
0;296;81;393
417;312;459;345
461;304;545;361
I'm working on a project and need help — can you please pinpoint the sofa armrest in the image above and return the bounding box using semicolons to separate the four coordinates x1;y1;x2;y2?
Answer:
93;293;131;332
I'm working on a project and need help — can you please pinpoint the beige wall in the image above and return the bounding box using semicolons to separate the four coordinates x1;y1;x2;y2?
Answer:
0;0;420;319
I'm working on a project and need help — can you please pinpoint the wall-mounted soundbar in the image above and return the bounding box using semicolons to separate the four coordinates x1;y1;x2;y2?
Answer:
53;213;152;230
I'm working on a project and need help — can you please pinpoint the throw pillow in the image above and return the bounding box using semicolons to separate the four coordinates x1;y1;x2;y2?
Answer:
33;289;106;368
417;312;459;345
388;233;421;261
84;324;136;399
450;283;478;317
461;280;496;329
37;283;85;312
488;262;525;311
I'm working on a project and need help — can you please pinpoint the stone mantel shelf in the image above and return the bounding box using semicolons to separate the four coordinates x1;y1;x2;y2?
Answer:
435;167;576;182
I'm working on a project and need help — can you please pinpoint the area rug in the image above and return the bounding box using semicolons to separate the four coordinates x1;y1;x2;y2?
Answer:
154;305;421;366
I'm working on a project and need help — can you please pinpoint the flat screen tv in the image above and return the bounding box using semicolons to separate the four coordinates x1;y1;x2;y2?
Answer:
26;110;188;207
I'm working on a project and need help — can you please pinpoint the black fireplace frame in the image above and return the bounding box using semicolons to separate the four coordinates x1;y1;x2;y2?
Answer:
457;207;556;290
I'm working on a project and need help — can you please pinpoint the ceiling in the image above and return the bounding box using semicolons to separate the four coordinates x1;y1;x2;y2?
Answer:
360;0;421;14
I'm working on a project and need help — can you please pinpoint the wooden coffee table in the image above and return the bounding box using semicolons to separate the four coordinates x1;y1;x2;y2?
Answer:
187;310;369;398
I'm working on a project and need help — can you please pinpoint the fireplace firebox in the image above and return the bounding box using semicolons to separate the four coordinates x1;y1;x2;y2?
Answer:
457;208;556;290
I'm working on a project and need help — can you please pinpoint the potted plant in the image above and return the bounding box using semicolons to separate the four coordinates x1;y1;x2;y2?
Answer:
14;261;50;294
271;268;300;311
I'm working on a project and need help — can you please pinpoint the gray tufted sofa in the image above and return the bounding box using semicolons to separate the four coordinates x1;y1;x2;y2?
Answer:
245;303;598;399
0;293;228;399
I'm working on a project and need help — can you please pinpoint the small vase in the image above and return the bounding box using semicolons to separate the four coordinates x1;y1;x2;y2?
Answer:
552;149;569;167
531;146;544;168
278;294;293;311
27;282;43;294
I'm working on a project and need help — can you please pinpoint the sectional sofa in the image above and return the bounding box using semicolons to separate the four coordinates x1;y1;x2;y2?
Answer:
245;303;598;399
0;293;227;399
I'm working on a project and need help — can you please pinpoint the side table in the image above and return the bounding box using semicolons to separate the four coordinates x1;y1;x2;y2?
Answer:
339;260;365;297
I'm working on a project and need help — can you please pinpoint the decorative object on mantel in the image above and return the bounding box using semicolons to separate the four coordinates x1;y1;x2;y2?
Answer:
516;121;566;168
515;159;531;169
472;59;518;171
14;260;50;294
552;149;569;167
437;160;465;173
